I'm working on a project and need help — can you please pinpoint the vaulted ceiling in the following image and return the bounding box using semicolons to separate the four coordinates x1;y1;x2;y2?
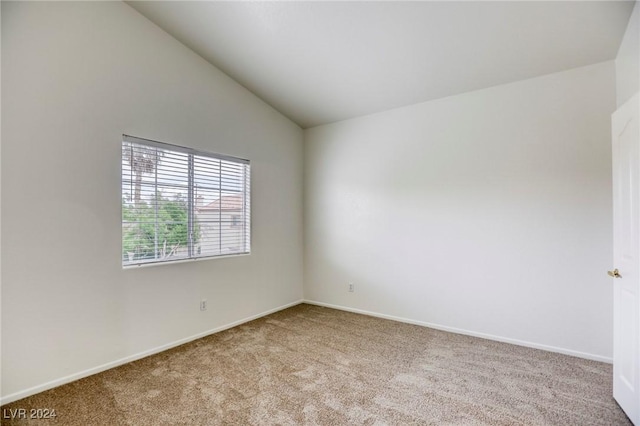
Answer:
128;1;635;128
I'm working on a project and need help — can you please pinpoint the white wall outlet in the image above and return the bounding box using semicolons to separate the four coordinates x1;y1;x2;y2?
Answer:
348;282;354;292
200;299;207;311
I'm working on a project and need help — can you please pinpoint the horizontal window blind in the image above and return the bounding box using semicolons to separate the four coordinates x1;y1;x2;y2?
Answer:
122;135;250;267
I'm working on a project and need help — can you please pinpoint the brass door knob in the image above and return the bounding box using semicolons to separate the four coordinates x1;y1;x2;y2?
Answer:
608;268;622;278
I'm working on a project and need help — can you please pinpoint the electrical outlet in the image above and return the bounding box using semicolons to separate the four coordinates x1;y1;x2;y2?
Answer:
348;282;354;292
200;299;207;311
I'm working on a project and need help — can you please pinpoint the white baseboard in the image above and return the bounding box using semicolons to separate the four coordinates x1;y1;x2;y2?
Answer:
0;299;303;406
303;299;613;364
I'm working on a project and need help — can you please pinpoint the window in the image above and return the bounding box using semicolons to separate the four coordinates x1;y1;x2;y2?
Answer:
121;135;250;267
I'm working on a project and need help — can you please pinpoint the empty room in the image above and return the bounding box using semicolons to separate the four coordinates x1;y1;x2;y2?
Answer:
1;1;639;425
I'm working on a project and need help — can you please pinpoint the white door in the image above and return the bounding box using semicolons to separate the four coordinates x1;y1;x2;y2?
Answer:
612;92;640;425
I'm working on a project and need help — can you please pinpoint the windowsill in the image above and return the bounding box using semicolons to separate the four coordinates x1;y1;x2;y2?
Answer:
122;252;250;270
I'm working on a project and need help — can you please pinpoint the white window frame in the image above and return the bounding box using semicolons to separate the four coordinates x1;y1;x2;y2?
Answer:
121;135;251;268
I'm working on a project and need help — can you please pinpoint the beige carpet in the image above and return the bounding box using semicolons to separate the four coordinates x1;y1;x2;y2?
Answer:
1;304;631;425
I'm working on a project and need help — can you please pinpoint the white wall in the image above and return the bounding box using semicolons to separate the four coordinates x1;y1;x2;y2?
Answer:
1;2;303;402
304;61;616;361
616;1;639;107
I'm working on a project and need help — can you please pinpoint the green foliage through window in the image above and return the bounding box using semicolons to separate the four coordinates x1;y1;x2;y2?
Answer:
122;193;200;262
